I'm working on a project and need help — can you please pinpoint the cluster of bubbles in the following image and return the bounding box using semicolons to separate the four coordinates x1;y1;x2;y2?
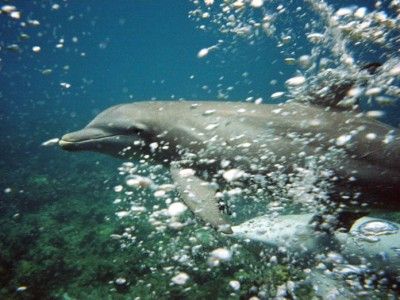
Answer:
107;0;400;298
4;0;400;297
109;162;249;296
190;0;400;113
0;2;86;97
108;136;400;297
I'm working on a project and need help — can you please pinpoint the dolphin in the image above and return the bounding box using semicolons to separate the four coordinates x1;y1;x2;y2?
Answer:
58;99;400;232
228;213;400;299
229;213;400;275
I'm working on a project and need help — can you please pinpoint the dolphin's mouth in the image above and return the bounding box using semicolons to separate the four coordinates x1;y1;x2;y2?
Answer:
59;133;121;151
59;134;118;145
58;139;75;148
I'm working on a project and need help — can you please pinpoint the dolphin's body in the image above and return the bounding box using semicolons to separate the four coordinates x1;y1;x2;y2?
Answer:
230;213;400;275
229;213;400;299
59;100;400;232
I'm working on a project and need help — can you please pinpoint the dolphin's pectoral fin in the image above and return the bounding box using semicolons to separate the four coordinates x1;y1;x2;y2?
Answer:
170;164;233;234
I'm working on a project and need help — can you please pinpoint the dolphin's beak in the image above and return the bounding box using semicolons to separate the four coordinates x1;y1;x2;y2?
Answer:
59;127;108;151
59;134;81;151
58;139;75;149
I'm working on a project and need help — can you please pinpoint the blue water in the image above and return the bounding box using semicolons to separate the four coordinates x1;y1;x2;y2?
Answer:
0;0;281;152
0;2;285;298
1;0;399;298
1;0;398;163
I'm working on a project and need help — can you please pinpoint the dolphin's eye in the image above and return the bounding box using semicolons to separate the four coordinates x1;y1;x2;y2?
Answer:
120;126;143;136
103;122;145;136
123;122;149;135
120;125;147;137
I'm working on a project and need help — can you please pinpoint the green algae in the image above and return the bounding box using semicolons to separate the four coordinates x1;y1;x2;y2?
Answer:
3;153;395;299
28;175;50;187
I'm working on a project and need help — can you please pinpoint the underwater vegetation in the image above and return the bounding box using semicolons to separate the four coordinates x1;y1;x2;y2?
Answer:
0;154;309;299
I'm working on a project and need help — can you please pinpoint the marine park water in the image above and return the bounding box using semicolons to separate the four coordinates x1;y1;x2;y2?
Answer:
1;0;400;299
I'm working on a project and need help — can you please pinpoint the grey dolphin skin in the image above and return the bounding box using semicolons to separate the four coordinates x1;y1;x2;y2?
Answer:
230;213;400;275
59;100;400;232
229;213;400;298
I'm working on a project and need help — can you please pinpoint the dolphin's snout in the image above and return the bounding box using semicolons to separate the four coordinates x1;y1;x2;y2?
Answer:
58;128;101;151
59;135;80;151
59;127;116;152
61;128;105;142
58;139;75;149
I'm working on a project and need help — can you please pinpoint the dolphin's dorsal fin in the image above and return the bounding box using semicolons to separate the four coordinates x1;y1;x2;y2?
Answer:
170;164;232;234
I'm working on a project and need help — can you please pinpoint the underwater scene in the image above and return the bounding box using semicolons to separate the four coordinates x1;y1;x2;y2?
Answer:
1;0;400;299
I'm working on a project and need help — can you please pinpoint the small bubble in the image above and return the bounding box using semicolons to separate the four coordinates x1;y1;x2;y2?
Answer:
1;5;16;13
223;169;245;182
210;248;232;261
229;280;241;290
115;211;130;218
28;19;40;26
10;11;21;19
16;286;27;292
336;134;352;146
178;168;195;178
284;58;296;65
41;69;52;75
365;132;377;140
250;0;264;8
153;190;166;198
168;202;187;217
285;76;306;86
307;33;324;43
197;48;209;58
271;91;285;99
298;55;312;68
171;272;189;285
114;185;123;192
365;87;382;96
60;82;71;89
203;109;216;116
